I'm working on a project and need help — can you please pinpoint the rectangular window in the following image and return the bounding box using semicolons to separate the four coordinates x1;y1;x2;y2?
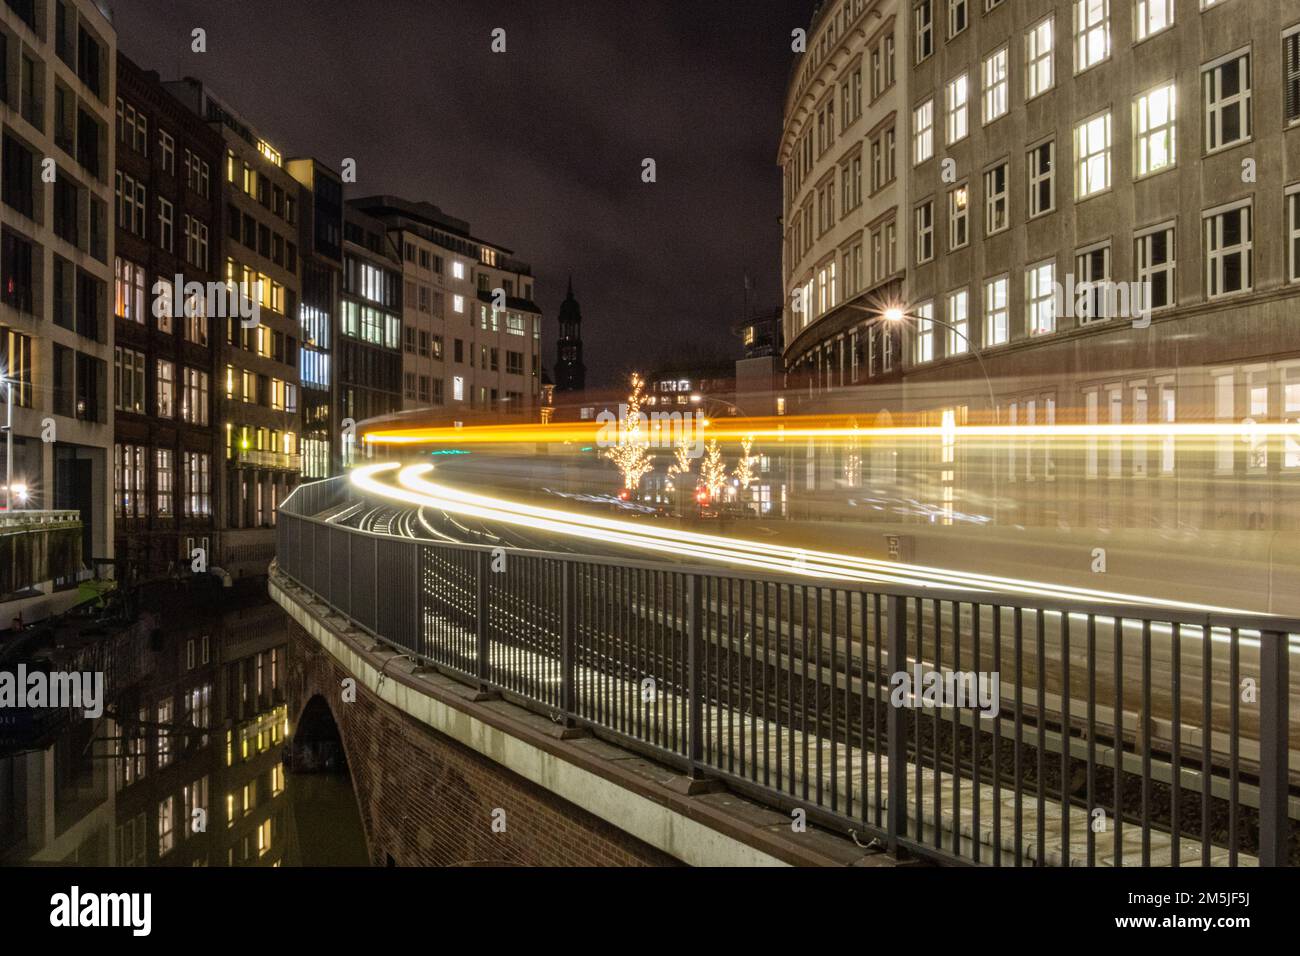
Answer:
114;346;146;413
1026;260;1056;334
114;257;146;322
185;452;212;516
915;201;934;264
947;289;969;355
182;367;209;425
913;99;934;164
1136;223;1176;310
985;276;1009;346
948;0;968;38
1286;30;1300;125
915;1;934;62
948;184;969;250
157;196;173;252
157;359;175;417
1074;243;1112;322
946;73;969;144
1026;17;1054;99
1204;201;1252;297
984;162;1008;234
1136;0;1174;41
1135;83;1177;176
983;48;1008;124
914;301;935;364
1203;50;1252;152
1028;140;1055;217
1074;112;1111;199
156;448;173;516
1074;0;1110;73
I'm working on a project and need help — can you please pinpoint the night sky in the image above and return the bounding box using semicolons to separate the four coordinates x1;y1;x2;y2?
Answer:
114;0;808;387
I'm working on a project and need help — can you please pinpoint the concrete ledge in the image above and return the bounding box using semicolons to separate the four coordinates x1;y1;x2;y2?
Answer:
270;569;891;868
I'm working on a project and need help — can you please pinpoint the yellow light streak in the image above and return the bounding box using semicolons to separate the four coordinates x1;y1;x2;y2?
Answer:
361;417;1300;447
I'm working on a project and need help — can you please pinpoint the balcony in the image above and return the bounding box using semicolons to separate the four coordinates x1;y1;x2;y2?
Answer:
0;510;83;596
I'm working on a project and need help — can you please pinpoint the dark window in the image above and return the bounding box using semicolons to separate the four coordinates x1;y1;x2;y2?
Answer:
53;177;78;245
2;134;34;218
5;0;35;31
77;26;102;97
1;227;34;313
76;108;100;178
76;269;103;341
52;256;73;330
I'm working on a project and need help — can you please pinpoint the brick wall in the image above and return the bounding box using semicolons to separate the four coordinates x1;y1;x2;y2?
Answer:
286;619;678;867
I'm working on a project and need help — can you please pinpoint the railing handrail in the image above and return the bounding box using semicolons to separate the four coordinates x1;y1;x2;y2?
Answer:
277;479;1300;636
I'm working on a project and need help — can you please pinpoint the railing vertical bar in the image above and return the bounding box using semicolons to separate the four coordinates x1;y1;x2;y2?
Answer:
1014;607;1023;867
933;597;942;852
886;593;907;853
1060;611;1070;868
1114;617;1124;869
1171;622;1181;867
1200;623;1211;867
1141;618;1152;867
951;600;961;858
829;589;838;813
687;572;704;780
1228;627;1239;867
1083;615;1095;868
1035;608;1046;865
993;604;1003;866
815;586;824;809
1257;630;1289;867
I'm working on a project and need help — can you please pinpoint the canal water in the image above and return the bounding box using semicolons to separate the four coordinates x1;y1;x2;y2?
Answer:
0;580;368;866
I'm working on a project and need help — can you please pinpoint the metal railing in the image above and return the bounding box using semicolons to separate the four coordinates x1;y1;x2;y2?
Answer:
275;477;1297;866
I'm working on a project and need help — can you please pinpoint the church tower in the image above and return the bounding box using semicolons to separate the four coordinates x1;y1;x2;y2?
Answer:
554;276;586;392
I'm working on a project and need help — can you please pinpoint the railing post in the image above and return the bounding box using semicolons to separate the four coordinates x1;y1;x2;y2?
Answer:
686;573;705;780
886;593;908;855
560;561;577;727
1258;629;1290;866
475;549;491;693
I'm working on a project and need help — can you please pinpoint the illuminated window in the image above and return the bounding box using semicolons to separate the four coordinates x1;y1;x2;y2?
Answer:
914;302;935;364
985;275;1009;345
1026;260;1056;334
1136;0;1173;40
946;289;969;355
452;260;465;280
948;185;968;250
1074;0;1109;73
1074;112;1111;199
945;73;968;144
983;48;1008;124
1025;17;1054;99
984;163;1007;234
913;99;934;164
1135;83;1176;176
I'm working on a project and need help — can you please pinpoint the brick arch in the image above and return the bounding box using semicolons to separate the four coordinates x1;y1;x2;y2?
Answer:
285;618;677;866
288;642;375;861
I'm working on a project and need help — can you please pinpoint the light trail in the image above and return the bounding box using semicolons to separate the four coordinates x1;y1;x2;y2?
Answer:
361;417;1300;447
349;461;1265;617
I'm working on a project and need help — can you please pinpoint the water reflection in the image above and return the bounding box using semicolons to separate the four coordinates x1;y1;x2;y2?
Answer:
0;581;367;866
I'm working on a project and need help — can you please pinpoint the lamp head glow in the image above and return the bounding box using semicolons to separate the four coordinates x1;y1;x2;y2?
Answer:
13;483;28;504
883;306;906;323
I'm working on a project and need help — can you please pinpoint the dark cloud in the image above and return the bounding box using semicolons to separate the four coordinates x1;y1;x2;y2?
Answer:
114;0;807;386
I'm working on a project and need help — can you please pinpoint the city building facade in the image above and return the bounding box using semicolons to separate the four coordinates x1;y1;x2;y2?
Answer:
166;78;303;578
286;157;341;479
0;0;116;618
351;195;543;424
338;203;401;466
781;0;1300;532
113;54;222;581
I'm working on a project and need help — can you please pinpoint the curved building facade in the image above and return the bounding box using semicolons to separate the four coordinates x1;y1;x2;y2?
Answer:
783;0;1300;436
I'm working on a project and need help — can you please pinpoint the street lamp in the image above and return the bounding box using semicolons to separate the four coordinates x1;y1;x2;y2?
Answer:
876;304;1000;424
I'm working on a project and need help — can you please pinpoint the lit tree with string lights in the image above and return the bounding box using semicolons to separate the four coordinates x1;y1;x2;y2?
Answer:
603;372;654;493
698;439;728;501
733;436;756;491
